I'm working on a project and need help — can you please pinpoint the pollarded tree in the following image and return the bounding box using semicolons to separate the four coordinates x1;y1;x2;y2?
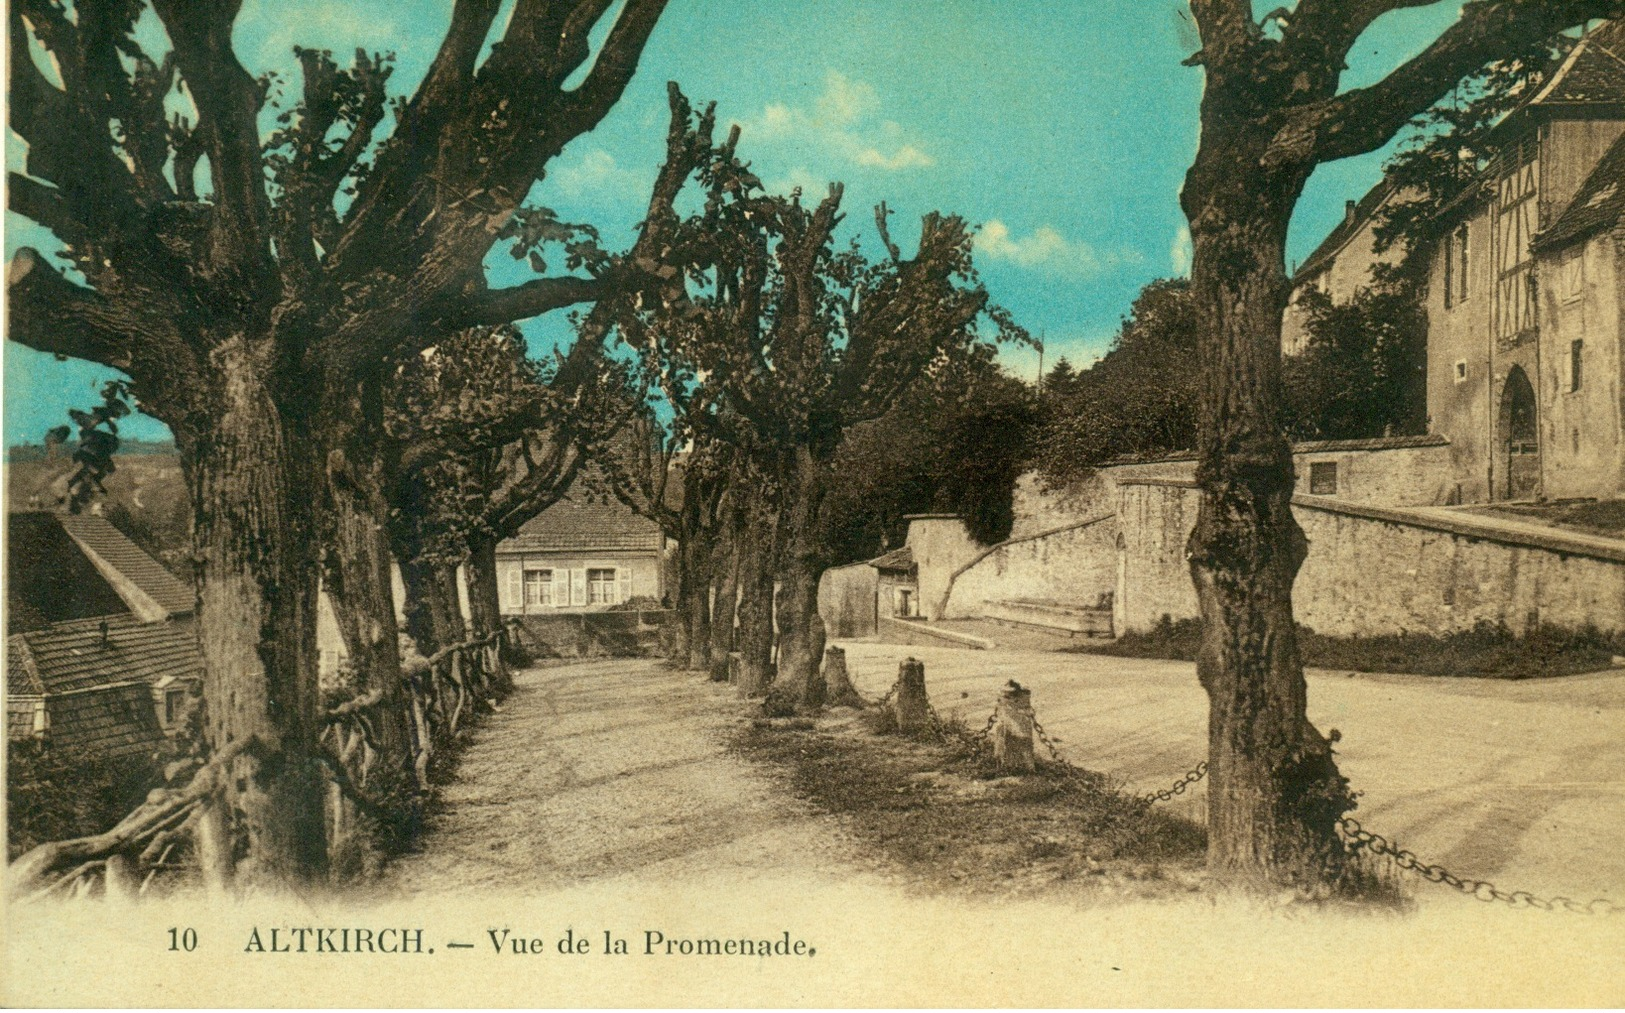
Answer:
624;172;1027;710
1178;0;1619;890
7;0;672;886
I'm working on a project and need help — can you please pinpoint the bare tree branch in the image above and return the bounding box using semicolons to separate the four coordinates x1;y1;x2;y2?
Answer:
6;249;187;381
149;0;275;284
1284;0;1622;166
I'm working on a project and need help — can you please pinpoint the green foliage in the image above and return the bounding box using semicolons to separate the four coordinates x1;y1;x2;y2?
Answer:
1282;286;1427;441
1086;615;1625;679
819;356;1038;559
1373;35;1576;279
7;742;163;860
1035;279;1199;484
47;382;133;514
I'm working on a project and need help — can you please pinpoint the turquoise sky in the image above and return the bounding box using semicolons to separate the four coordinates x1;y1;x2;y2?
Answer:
3;0;1466;445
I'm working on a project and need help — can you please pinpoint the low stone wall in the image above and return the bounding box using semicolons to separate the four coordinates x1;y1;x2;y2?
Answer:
940;517;1116;620
1113;478;1625;637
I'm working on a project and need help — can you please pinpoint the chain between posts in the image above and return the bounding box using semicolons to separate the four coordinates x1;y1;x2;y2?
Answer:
1337;815;1621;915
1140;760;1209;803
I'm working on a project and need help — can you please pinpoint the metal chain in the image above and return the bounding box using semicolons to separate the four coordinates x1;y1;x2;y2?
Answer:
1338;815;1621;915
1140;761;1209;803
970;708;998;744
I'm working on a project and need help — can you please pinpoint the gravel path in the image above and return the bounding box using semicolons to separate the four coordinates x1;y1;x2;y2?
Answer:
385;660;874;895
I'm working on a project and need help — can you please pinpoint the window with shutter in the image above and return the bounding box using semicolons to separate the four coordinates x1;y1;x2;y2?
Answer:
570;569;587;607
552;570;569;608
503;566;522;612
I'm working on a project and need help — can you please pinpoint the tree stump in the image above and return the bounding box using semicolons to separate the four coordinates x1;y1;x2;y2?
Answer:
891;657;930;734
992;680;1036;774
823;646;865;708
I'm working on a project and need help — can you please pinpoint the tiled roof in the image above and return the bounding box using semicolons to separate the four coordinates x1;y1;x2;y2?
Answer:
1294;177;1399;283
46;681;165;760
57;513;194;617
1291;434;1450;454
8;615;202;695
1536;132;1625;251
504;497;663;553
7;512;132;631
1525;20;1625;107
869;547;915;572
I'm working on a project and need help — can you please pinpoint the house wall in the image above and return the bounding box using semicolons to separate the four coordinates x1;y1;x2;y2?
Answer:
818;563;878;639
1426;201;1497;504
903;518;983;621
495;550;662;613
1539;230;1625;500
1282;206;1396;356
1111;478;1625;637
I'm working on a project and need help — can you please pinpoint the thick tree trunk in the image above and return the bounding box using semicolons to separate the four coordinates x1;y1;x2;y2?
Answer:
465;534;512;693
769;448;829;712
706;530;739;682
675;509;714;671
1183;142;1353;891
318;419;418;873
178;340;326;888
399;557;465;656
733;533;776;697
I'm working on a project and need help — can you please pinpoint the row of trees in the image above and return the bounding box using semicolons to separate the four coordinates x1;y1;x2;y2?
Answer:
9;0;1612;898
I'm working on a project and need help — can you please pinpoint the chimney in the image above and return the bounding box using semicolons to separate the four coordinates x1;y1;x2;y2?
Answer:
1345;200;1358;226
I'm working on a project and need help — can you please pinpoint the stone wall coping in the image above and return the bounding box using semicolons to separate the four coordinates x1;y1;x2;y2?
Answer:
878;616;994;650
1111;479;1625;563
1293;498;1625;564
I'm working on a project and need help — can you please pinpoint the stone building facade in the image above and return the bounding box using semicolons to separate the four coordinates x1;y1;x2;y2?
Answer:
1285;20;1625;504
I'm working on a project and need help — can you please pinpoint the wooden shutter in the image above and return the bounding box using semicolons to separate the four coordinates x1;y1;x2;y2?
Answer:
552;569;568;608
570;568;587;607
617;568;633;604
502;564;521;612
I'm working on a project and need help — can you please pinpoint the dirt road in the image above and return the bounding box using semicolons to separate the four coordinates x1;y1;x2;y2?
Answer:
834;640;1625;903
386;659;875;894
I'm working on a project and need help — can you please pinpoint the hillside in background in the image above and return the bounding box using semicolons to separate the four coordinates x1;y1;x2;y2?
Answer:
6;449;189;578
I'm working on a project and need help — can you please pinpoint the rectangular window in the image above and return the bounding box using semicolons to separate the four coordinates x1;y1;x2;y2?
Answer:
587;568;618;605
1309;461;1338;495
1442;232;1454;309
523;568;553;606
164;689;187;726
1571;339;1584;392
1454;359;1468;384
1562;251;1585;302
1457;224;1469;303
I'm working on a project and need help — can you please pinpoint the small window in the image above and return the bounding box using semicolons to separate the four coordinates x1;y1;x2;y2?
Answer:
1562;250;1584;302
1570;340;1583;392
524;568;553;606
587;568;618;605
1309;462;1338;495
1573;428;1581;454
164;688;187;726
1454;360;1468;384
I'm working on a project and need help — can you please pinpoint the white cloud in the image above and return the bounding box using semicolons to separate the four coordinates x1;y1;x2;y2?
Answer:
733;69;935;175
1170;224;1193;276
548;148;645;200
976;220;1141;278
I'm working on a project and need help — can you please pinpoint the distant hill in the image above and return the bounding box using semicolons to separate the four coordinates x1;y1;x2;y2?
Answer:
7;449;189;577
7;439;177;463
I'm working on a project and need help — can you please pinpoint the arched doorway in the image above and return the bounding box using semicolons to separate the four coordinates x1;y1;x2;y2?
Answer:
1497;365;1540;501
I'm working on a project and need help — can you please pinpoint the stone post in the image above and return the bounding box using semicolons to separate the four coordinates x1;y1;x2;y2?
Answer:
992;680;1036;774
892;657;930;734
823;646;865;708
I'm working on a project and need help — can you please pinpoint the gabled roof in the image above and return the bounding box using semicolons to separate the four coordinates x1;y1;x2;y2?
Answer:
869;546;915;573
1491;20;1625;143
7;615;202;695
56;513;194;618
1294;177;1400;284
6;512;132;631
1536;132;1625;251
503;497;663;553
